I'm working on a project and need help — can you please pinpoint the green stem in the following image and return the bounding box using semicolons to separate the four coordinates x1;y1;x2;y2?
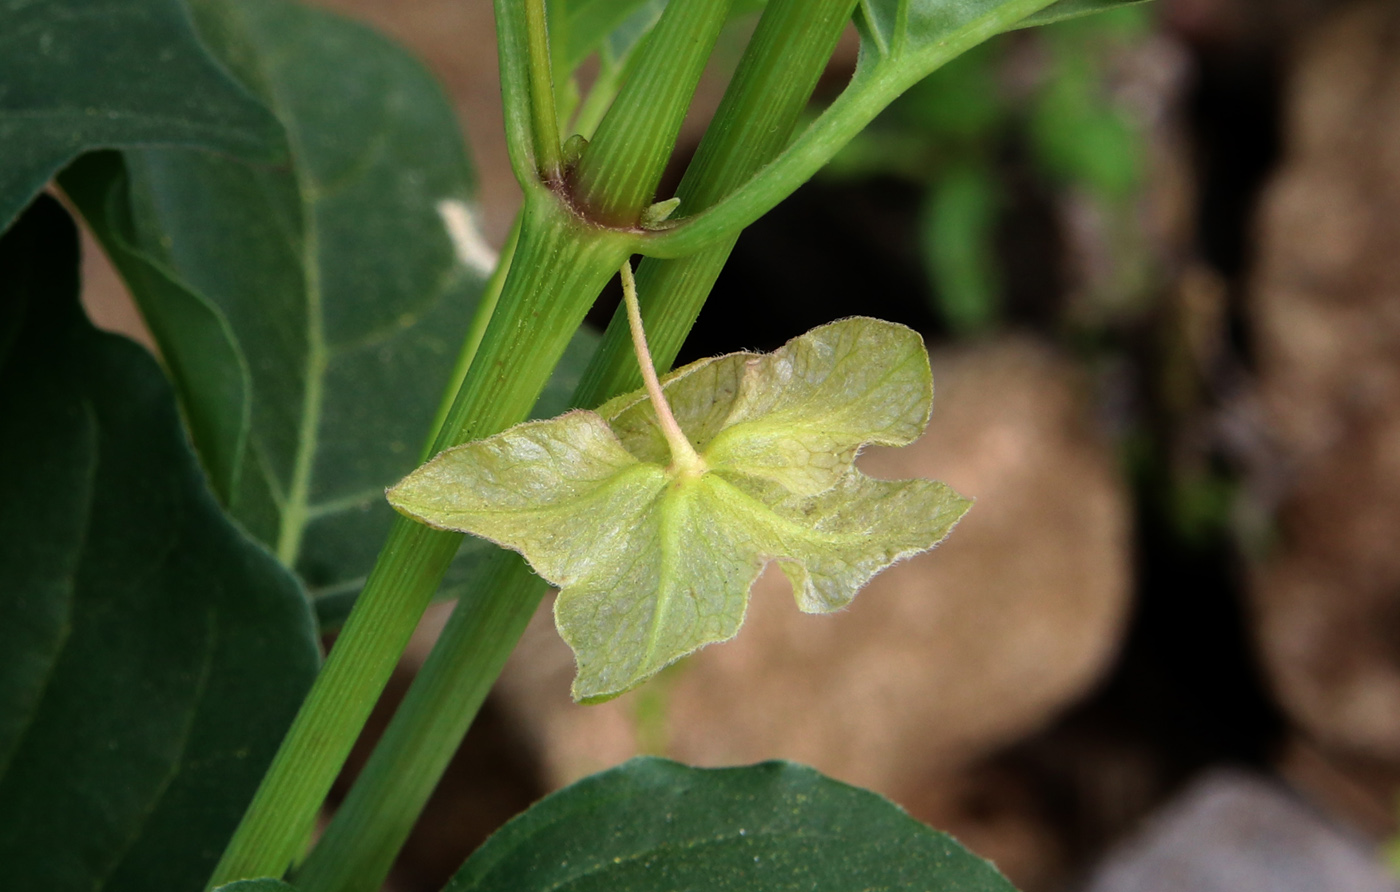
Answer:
619;260;702;473
207;191;632;888
292;4;858;891
494;0;546;185
579;0;857;399
524;0;563;177
423;214;521;462
569;0;735;225
640;0;1059;259
424;196;631;453
207;515;464;887
292;552;542;892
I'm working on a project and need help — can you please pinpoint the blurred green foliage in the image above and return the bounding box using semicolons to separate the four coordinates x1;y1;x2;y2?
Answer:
826;7;1154;336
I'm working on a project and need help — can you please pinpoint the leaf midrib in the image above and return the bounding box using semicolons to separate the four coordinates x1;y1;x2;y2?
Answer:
218;1;326;566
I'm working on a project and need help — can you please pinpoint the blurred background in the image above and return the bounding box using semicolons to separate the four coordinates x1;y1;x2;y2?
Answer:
80;0;1400;889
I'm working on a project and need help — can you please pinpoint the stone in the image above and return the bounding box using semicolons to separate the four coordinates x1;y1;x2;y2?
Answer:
1245;0;1400;763
1082;769;1398;892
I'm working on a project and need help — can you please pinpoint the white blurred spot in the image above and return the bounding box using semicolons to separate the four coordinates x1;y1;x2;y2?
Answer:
436;199;497;276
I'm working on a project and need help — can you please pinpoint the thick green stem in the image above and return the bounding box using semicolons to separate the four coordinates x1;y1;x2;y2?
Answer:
207;191;631;888
494;0;547;185
292;552;541;892
524;0;563;177
208;518;463;887
570;0;735;225
424;214;521;461
579;0;857;399
292;4;858;891
425;194;632;453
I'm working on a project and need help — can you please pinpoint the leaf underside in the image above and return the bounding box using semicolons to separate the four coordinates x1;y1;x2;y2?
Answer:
390;317;970;702
448;757;1018;892
0;199;320;892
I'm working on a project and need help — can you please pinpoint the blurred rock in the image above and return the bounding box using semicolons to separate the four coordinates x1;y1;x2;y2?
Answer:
1162;0;1331;49
495;338;1133;817
1081;770;1398;892
1245;0;1400;764
1278;735;1400;843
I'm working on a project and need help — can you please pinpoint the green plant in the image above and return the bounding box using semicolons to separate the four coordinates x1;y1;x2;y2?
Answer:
0;0;1145;890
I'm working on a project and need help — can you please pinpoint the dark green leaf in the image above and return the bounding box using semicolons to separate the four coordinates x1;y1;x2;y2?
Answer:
0;197;319;892
448;757;1018;891
62;152;254;518
214;881;301;892
65;0;539;625
0;0;282;233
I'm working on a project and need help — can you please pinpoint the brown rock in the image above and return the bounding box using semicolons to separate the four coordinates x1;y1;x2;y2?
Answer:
1246;0;1400;763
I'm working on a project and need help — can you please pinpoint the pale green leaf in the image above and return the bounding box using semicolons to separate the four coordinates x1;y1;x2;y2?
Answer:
598;315;935;496
389;318;970;702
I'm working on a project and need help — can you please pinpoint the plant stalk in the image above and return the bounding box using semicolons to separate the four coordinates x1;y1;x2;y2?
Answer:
207;191;631;888
619;260;702;473
424;213;521;461
569;0;735;225
292;551;542;892
524;0;563;178
293;3;858;890
578;0;858;400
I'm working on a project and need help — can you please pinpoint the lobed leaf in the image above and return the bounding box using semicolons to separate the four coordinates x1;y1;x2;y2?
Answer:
390;318;970;702
447;757;1018;892
0;198;320;892
600;315;935;496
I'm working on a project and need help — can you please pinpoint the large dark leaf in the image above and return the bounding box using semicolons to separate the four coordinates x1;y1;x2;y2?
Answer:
0;197;320;891
448;757;1018;891
65;0;510;626
0;0;282;233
